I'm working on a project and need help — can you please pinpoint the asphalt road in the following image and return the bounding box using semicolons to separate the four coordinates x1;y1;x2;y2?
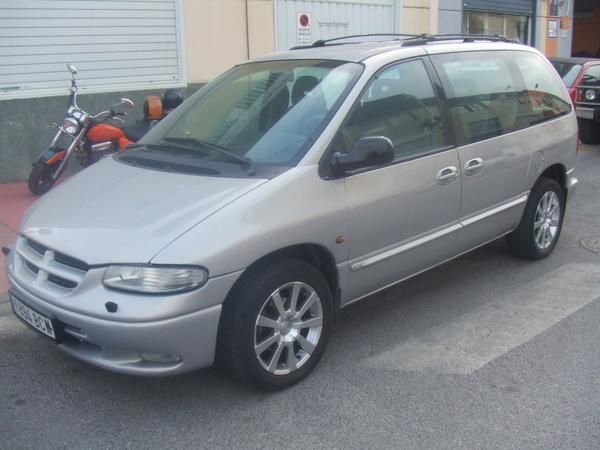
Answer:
2;145;600;449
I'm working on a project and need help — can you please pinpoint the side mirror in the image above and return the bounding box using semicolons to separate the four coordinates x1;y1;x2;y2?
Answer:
66;64;78;75
120;98;135;109
331;136;394;175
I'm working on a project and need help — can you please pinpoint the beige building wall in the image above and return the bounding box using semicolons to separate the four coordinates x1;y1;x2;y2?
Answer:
182;0;440;83
402;0;438;34
183;0;275;84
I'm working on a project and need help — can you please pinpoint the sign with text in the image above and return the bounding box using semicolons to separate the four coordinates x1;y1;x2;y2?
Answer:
548;19;558;38
297;12;312;43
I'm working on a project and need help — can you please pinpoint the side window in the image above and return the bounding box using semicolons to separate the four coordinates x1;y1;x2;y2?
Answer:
431;52;524;145
514;52;572;123
332;59;446;161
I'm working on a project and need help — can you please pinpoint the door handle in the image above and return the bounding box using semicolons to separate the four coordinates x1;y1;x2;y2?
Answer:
436;166;458;185
464;158;483;176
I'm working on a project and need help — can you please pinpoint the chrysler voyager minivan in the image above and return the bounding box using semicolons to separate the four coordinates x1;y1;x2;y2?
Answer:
6;34;578;390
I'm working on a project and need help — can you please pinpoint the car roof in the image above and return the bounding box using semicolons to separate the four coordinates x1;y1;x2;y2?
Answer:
254;37;534;64
255;41;412;63
550;56;600;65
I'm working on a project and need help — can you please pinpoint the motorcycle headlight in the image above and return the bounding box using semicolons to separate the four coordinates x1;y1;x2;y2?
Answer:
103;265;208;294
584;89;596;101
71;110;89;126
62;117;79;135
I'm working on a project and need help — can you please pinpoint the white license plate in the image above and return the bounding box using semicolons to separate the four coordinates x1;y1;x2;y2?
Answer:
576;108;594;120
10;293;57;340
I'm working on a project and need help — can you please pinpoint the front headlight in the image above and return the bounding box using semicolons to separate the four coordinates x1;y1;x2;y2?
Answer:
103;265;208;294
62;117;79;135
71;110;89;126
585;89;596;101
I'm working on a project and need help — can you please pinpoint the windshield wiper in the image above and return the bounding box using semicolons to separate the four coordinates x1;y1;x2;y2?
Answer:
162;137;256;175
142;142;212;157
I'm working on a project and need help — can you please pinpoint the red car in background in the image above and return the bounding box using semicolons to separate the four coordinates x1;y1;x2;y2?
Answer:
550;57;600;144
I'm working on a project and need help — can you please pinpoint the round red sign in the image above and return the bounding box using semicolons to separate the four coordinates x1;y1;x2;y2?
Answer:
299;14;310;27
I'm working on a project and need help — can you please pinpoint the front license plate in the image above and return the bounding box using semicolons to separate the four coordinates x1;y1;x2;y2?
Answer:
10;292;57;340
576;108;594;120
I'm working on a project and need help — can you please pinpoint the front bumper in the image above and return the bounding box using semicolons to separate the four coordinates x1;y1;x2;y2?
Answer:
575;106;600;123
6;253;242;376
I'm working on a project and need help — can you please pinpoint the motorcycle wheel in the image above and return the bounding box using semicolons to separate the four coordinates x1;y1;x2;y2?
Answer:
28;160;61;195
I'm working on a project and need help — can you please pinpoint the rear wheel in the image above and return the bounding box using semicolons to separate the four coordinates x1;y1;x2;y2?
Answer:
218;258;333;391
506;178;564;260
578;119;600;145
28;160;61;195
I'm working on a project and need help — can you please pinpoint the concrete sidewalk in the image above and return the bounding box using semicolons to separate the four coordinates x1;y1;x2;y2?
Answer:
0;182;37;295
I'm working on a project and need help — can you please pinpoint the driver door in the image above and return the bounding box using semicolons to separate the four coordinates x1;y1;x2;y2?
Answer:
333;58;462;303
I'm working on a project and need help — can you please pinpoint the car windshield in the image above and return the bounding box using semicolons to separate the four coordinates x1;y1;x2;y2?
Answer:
135;59;363;176
550;61;582;88
582;65;600;86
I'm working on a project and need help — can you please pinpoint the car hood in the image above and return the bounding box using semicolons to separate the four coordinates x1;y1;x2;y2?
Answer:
20;157;268;265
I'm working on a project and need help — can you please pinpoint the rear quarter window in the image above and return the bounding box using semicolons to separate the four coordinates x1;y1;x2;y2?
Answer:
514;53;572;123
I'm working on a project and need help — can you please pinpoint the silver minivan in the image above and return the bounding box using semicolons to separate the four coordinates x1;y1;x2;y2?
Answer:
6;35;578;390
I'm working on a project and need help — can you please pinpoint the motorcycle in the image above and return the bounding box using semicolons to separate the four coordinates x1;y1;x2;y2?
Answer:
28;64;183;195
28;64;135;195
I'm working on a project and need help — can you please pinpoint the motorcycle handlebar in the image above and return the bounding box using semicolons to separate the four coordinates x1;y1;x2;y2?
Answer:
90;110;111;120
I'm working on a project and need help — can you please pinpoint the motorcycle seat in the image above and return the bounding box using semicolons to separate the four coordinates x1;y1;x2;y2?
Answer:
122;122;150;142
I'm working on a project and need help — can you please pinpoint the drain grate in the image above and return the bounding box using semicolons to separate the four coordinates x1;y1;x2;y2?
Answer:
580;236;600;255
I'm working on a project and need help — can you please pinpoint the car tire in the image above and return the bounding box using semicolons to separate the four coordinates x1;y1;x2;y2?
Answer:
28;159;61;195
506;178;564;260
578;119;600;145
217;258;333;391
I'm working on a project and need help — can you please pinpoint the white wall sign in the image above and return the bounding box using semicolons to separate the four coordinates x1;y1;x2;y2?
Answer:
297;12;312;43
548;19;558;38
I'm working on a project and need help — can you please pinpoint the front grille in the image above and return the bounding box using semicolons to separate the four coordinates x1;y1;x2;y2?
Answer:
24;260;39;275
47;274;78;289
16;237;88;292
27;239;46;256
54;252;90;272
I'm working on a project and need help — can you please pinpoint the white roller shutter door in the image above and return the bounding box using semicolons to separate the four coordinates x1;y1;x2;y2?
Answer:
0;0;185;100
275;0;398;51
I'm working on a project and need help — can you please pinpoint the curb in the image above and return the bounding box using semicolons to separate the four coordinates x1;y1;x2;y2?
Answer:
0;291;10;317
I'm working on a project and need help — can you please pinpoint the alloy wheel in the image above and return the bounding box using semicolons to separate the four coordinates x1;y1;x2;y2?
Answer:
533;191;561;250
254;282;323;375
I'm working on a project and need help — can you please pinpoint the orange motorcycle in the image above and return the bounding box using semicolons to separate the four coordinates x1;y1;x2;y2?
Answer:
28;64;183;195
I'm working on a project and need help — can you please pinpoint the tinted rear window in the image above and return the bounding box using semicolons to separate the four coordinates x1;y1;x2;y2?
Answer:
514;53;572;122
431;51;571;146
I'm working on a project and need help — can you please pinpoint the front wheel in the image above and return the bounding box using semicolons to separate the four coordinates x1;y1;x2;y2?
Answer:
218;258;334;391
28;160;61;195
506;178;564;260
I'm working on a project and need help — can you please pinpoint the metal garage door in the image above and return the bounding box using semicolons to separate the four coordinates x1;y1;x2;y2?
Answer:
275;0;398;51
0;0;185;100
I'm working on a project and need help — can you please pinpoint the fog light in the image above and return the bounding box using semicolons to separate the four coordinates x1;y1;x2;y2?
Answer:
141;353;181;363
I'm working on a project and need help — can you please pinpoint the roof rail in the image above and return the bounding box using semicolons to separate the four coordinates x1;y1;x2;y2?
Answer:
289;33;519;50
401;33;520;47
289;33;420;50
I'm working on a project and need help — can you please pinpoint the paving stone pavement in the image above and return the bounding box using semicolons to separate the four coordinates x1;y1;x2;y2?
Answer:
0;182;36;294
